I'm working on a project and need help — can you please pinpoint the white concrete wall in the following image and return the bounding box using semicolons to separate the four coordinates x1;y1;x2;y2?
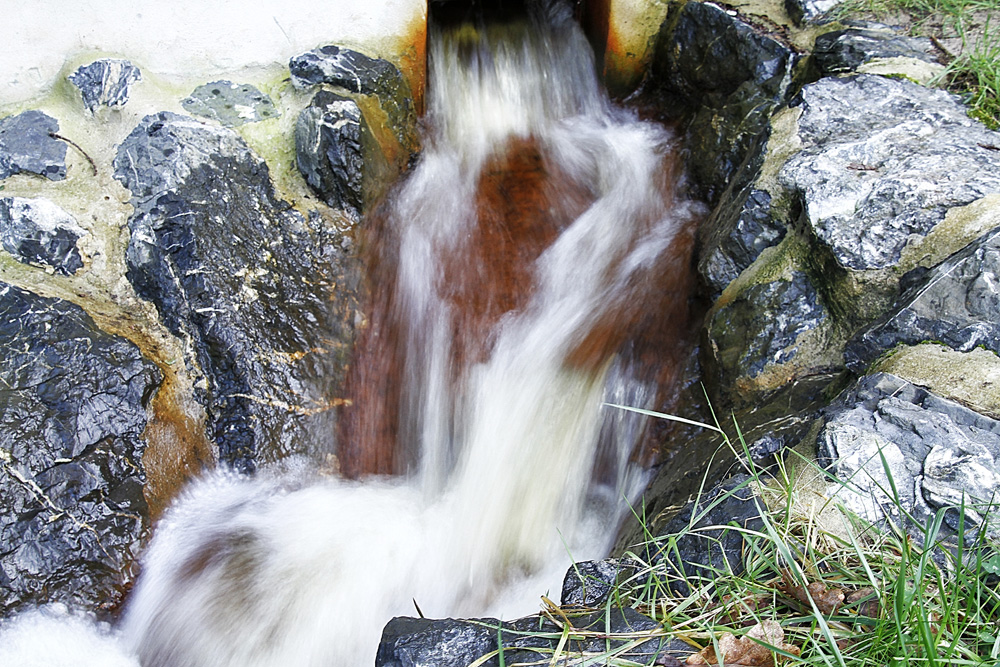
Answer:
1;0;427;107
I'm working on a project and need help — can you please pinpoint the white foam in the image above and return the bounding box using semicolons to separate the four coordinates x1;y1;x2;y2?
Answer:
0;605;139;667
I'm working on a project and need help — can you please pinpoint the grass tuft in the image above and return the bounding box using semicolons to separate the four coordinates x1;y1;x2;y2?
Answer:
602;407;1000;665
833;0;1000;128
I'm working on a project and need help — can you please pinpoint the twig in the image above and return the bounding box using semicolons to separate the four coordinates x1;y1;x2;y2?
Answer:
49;132;98;175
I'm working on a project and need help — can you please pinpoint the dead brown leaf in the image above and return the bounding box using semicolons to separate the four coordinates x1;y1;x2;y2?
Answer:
780;568;845;615
685;620;800;666
844;587;881;619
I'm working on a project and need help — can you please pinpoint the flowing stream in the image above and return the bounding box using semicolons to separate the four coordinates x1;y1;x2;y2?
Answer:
1;7;702;666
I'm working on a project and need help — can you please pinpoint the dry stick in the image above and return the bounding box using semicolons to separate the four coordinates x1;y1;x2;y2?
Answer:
49;132;98;175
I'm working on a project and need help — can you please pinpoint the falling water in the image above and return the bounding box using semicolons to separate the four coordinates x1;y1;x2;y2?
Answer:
0;7;703;667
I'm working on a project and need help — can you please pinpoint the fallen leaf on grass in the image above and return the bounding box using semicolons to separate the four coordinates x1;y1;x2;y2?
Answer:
844;587;880;618
780;568;845;615
685;620;800;666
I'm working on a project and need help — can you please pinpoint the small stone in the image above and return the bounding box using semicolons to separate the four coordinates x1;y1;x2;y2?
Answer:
295;90;367;214
68;59;142;111
560;559;626;607
289;45;415;147
181;80;279;127
786;0;845;25
0;110;67;181
0;196;85;274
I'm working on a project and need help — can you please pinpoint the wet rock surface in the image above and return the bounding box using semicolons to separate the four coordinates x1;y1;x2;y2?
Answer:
289;44;416;146
780;74;1000;272
641;474;766;597
68;59;142;111
0;110;67;181
699;187;782;298
708;269;831;385
650;0;798;203
113;111;357;470
819;373;1000;538
377;607;683;667
0;281;159;617
622;1;1000;584
295;90;375;215
181;80;279;126
786;0;844;25
0;197;85;275
847;227;1000;370
560;558;629;607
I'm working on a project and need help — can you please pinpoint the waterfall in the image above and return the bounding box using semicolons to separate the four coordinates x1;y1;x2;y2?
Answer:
0;7;702;666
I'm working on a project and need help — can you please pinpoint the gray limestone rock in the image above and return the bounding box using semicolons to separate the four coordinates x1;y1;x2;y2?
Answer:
289;45;415;148
646;475;766;597
846;227;1000;370
813;27;939;75
113;111;358;471
0;197;85;275
780;74;1000;272
819;373;1000;539
0;281;159;616
68;59;142;111
181;80;279;127
0;111;67;181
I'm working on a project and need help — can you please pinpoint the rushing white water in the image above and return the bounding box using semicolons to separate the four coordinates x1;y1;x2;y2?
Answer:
2;7;702;666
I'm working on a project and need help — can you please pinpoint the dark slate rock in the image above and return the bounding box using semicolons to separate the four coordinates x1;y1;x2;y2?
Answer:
650;1;798;204
289;45;415;145
0;196;85;274
708;270;828;380
699;187;782;296
819;373;1000;539
846;227;1000;371
68;59;142;111
652;2;794;108
0;111;67;181
813;27;938;75
295;90;368;214
113;112;357;470
377;617;499;667
646;475;766;597
561;559;630;607
377;609;681;667
0;281;159;616
780;74;1000;272
181;80;279;127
